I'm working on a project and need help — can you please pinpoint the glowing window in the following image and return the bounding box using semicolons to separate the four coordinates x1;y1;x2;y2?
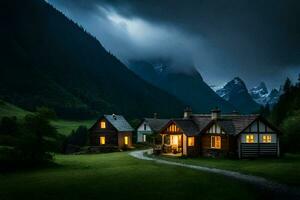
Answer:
100;121;106;129
168;124;179;132
124;136;129;145
246;134;255;143
100;136;105;145
188;137;195;147
262;135;272;143
143;134;147;142
211;136;221;149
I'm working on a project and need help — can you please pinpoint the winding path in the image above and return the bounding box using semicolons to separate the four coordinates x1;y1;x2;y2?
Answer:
129;149;300;198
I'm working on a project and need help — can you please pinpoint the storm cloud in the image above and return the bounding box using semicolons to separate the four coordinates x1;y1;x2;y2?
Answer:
48;0;300;89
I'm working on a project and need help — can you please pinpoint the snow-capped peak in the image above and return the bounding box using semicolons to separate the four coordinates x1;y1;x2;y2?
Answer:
249;82;279;106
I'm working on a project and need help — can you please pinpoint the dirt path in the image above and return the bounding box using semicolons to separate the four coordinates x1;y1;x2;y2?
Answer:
129;149;300;199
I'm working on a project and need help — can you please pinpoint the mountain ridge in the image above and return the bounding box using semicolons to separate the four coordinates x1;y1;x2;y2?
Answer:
0;0;185;119
216;77;260;113
129;60;236;113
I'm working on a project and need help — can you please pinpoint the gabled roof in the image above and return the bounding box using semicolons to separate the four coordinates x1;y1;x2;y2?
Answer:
104;114;133;132
200;115;260;135
144;118;169;132
172;119;199;136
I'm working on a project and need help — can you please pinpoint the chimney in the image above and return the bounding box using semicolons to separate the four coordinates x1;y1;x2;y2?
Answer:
183;106;192;119
211;107;221;120
153;113;157;119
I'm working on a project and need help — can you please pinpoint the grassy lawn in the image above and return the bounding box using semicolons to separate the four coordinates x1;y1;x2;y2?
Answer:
0;152;278;200
51;119;94;136
152;154;300;186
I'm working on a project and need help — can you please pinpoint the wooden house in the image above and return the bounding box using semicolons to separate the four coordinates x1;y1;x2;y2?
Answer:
89;114;133;149
136;117;169;143
157;108;281;158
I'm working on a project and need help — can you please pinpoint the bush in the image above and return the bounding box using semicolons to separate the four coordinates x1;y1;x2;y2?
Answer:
281;111;300;153
0;114;60;169
36;106;57;120
63;126;88;153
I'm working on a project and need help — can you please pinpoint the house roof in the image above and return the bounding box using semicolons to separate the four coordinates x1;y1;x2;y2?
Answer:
144;118;169;132
199;114;259;135
172;119;199;136
104;114;133;132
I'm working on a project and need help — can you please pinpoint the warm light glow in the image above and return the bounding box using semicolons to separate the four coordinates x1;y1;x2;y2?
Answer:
188;137;195;146
171;135;179;145
143;134;147;142
124;136;129;145
100;136;105;145
100;120;106;129
167;124;179;132
246;134;254;143
211;136;221;149
262;135;272;143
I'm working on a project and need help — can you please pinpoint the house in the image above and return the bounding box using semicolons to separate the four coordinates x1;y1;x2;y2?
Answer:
136;116;169;143
89;114;133;149
157;107;281;158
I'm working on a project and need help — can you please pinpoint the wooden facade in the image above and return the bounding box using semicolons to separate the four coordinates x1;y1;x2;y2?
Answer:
89;115;133;150
155;109;280;158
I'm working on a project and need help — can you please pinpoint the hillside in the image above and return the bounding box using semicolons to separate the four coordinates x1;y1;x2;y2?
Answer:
0;0;184;120
0;99;93;136
129;60;236;113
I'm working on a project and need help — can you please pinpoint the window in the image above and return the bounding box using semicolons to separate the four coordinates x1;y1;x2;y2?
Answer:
246;134;255;143
144;123;147;131
100;136;105;145
100;120;106;129
188;137;195;147
143;134;147;142
167;124;179;132
211;136;221;149
124;136;129;145
262;135;272;143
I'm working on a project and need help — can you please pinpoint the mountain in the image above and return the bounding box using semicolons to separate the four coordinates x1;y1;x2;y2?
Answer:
128;60;235;113
249;82;280;106
0;0;185;119
216;77;260;113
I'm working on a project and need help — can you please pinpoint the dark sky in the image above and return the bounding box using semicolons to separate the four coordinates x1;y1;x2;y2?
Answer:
48;0;300;90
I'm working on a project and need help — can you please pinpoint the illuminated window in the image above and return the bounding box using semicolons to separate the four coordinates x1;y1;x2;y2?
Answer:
124;136;129;145
262;135;272;143
211;136;221;149
188;137;195;146
100;120;106;129
246;134;255;143
167;124;179;132
100;136;105;145
143;134;147;142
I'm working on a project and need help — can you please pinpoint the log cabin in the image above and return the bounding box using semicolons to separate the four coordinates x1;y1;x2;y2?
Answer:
155;108;281;158
89;114;133;149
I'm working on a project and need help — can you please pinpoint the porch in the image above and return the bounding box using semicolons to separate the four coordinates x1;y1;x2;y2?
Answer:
157;134;183;156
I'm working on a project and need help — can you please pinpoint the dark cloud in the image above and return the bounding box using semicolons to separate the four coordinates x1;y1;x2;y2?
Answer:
48;0;300;89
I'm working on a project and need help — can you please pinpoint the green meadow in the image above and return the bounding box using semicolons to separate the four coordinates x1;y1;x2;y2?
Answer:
0;100;94;136
0;152;277;200
154;154;300;187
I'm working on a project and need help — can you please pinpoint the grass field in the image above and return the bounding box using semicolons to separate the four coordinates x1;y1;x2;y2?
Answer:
153;154;300;186
0;152;280;200
0;100;94;136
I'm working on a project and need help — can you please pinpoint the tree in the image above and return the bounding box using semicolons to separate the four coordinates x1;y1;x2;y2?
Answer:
66;126;88;147
283;78;292;94
36;106;57;120
16;114;59;163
